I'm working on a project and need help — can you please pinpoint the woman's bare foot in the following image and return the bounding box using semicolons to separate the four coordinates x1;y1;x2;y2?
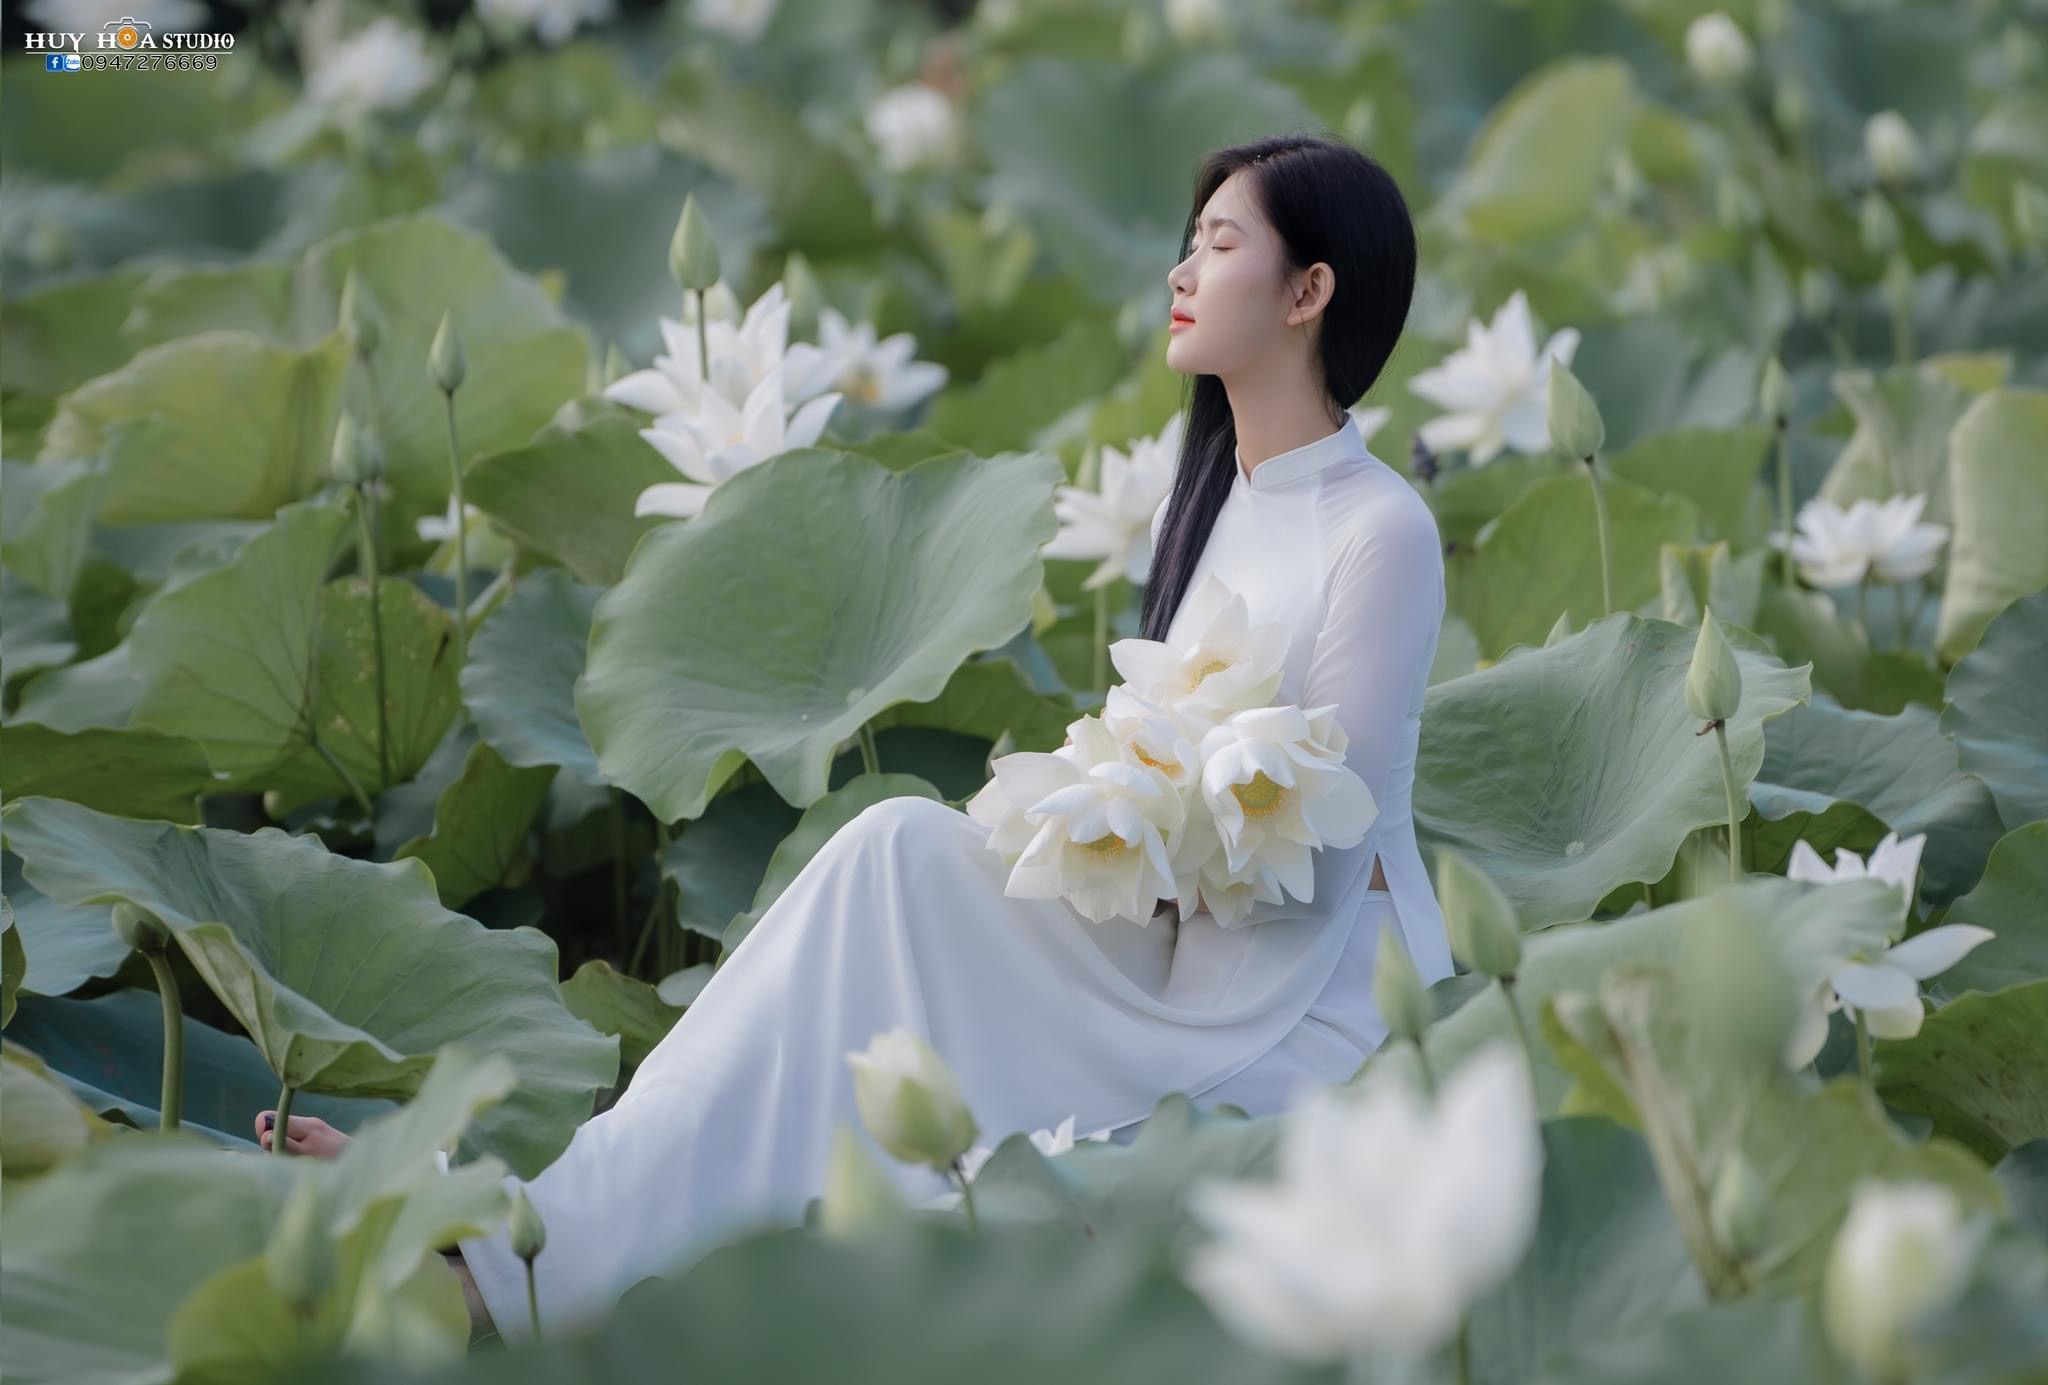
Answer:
255;1110;351;1158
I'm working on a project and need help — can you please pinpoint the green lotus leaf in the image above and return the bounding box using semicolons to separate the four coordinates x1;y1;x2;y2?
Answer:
1755;699;2008;909
1;455;109;599
1940;588;2048;834
1938;388;2048;662
1437;58;1636;242
463;405;677;586
1933;823;2048;996
36;329;351;524
1414;613;1810;926
119;496;354;781
560;959;685;1069
0;796;617;1177
459;566;605;785
0;571;78;690
663;777;802;943
1403;877;1896;1116
1818;365;1980;523
0;721;219;823
1;897;21;1028
1608;424;1772;544
922;315;1128;457
7;989;396;1147
391;720;557;909
0;267;155;402
576;446;1061;821
1876;979;2048;1164
868;654;1075;752
1;853;130;1000
0;1043;113;1180
1459;474;1699;661
1551;960;2006;1298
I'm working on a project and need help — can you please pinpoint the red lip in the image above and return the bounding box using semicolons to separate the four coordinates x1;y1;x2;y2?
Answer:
1170;309;1195;322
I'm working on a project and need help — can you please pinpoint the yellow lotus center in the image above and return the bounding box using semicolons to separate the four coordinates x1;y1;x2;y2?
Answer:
1231;771;1284;816
1189;657;1231;691
1074;831;1132;857
1133;745;1171;772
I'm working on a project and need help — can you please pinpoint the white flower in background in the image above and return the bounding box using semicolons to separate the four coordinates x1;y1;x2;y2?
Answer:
957;1114;1112;1184
1783;922;1995;1067
845;1028;979;1171
968;714;1186;926
1162;0;1230;44
1040;414;1184;590
476;0;613;46
1684;13;1753;87
1347;403;1391;448
1408;289;1581;466
688;0;777;42
1865;110;1923;184
1182;1044;1543;1361
1107;574;1288;736
24;0;204;32
1823;1180;1986;1381
1187;706;1374;929
304;17;439;114
632;366;842;519
1770;495;1948;587
786;306;949;415
607;281;838;420
864;83;960;174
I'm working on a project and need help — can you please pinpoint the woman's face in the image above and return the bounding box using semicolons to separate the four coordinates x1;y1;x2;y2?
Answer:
1164;170;1316;378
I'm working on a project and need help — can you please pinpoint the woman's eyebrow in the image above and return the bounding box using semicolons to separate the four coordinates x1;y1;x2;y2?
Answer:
1199;214;1244;233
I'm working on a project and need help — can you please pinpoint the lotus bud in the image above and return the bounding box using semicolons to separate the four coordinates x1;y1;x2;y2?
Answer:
1684;14;1752;88
111;901;169;954
668;193;721;292
1824;1180;1982;1381
819;1123;909;1238
1708;1153;1770;1262
428;311;466;394
1859;192;1900;256
1435;848;1522;979
1759;355;1789;425
1546;362;1605;461
782;252;824;342
1864;110;1922;185
338;269;381;358
845;1028;979;1170
329;409;382;486
508;1186;547;1261
2014;181;2048;249
1372;925;1434;1044
265;1180;335;1310
1685;607;1743;723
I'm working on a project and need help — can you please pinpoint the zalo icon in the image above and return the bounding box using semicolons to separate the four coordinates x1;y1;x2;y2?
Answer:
65;53;82;71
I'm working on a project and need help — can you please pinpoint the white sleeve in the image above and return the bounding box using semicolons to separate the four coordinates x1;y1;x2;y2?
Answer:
1219;494;1445;929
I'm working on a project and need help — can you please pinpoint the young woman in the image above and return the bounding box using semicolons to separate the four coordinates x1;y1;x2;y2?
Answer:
258;131;1452;1343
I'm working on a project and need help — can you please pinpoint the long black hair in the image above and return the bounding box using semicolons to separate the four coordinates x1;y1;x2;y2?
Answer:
1138;133;1417;643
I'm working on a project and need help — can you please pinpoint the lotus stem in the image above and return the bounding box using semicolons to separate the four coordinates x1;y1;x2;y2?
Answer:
355;493;392;789
1093;585;1109;694
1584;456;1613;617
143;948;184;1133
1855;1009;1874;1096
1890;294;1913;368
1713;721;1742;884
1498;976;1538;1080
1773;423;1794;590
695;288;710;391
858;724;881;776
441;393;469;668
310;733;376;822
273;1078;296;1156
949;1155;982;1234
1410;1035;1436;1099
524;1261;542;1341
1856;576;1869;632
609;788;629;955
627;818;674;979
1456;1317;1473;1385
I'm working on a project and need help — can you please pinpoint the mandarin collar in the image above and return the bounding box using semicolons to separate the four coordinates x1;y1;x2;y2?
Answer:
1233;412;1369;492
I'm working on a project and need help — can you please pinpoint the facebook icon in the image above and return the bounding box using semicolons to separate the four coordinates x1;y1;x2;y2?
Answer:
44;53;65;70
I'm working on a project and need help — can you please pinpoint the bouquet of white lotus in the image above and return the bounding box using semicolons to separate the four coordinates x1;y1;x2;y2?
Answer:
965;576;1378;929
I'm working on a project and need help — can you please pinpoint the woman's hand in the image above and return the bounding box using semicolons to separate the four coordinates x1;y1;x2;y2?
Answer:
256;1110;351;1158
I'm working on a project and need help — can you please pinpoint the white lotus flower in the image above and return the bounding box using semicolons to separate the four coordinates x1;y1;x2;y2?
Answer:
606;281;839;420
1347;403;1391;447
1107;574;1288;736
414;496;482;545
1186;705;1375;929
1824;1180;1986;1381
1865;110;1922;184
304;17;439;114
970;715;1187;926
1040;414;1184;590
1162;0;1230;43
864;83;960;174
688;0;776;42
784;306;949;415
1783;923;1996;1067
26;0;203;30
1787;830;1927;901
1685;13;1753;87
845;1028;978;1171
476;0;612;45
1182;1044;1543;1361
957;1114;1113;1184
1770;495;1948;587
632;366;842;519
1407;289;1581;466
